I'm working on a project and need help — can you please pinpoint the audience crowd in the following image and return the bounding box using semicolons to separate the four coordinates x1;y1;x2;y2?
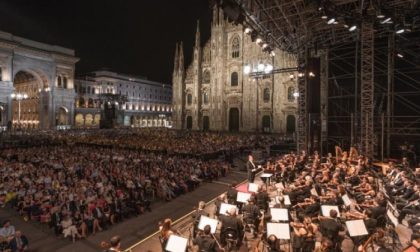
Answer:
0;142;230;243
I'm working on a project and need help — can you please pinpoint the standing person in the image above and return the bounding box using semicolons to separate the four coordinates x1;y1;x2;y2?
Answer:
247;154;257;183
192;225;217;252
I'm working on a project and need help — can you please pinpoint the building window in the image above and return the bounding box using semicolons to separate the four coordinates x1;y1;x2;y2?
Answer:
187;94;192;105
263;88;270;103
203;92;209;105
57;76;62;87
231;36;240;58
288;87;296;102
63;77;68;89
231;72;238;86
203;70;210;83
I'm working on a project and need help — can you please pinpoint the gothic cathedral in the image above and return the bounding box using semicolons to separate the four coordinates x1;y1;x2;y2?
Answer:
172;7;298;133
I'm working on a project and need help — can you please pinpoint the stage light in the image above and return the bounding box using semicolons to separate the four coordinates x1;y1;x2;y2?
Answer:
298;73;304;77
380;17;391;24
377;12;385;19
256;38;263;44
321;14;328;20
257;63;265;72
244;27;252;34
327;18;335;24
270;51;276;57
289;74;295;79
243;64;251;74
293;92;300;98
309;72;315;77
264;64;273;74
396;28;405;34
349;25;357;31
262;43;269;49
397;53;403;58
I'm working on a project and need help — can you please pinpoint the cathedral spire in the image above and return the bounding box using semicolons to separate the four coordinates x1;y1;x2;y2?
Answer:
212;5;219;26
195;20;201;48
173;42;179;75
178;41;184;73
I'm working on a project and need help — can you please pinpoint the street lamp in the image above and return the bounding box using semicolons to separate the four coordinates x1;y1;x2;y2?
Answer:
11;92;28;125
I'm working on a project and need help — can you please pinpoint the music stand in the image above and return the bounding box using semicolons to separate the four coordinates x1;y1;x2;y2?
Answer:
266;222;290;240
345;220;368;237
261;173;273;185
236;192;251;203
321;205;341;217
198;215;218;234
283;195;291;206
219;203;237;215
387;209;399;227
270;208;289;222
342;194;352;207
165;235;188;252
248;183;259;193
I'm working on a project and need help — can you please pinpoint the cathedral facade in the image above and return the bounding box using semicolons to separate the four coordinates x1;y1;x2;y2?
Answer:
172;8;298;133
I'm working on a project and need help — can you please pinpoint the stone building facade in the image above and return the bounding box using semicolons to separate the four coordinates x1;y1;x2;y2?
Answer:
74;70;172;128
172;8;298;133
0;30;78;130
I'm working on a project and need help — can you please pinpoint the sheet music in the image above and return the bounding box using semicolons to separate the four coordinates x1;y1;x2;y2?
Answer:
248;183;259;193
219;203;237;215
283;195;291;206
342;194;352;207
310;188;318;196
198;216;218;234
387;209;399;226
345;220;368;237
321;205;341;217
236;192;252;203
266;222;290;240
270;208;289;221
261;173;273;178
165;235;188;252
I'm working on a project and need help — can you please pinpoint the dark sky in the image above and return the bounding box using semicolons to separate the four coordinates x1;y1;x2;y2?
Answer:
0;0;211;84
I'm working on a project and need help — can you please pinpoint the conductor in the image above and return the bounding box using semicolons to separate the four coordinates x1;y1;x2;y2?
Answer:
247;154;257;183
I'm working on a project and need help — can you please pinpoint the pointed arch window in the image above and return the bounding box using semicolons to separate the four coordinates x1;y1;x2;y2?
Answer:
63;77;68;89
231;37;240;58
187;93;192;105
203;91;209;105
288;87;296;102
203;70;210;83
231;72;238;86
263;88;270;103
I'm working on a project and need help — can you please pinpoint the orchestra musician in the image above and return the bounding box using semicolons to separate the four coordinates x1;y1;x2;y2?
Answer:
192;225;218;252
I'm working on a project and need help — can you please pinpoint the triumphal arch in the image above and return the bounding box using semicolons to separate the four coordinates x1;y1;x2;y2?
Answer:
0;31;78;129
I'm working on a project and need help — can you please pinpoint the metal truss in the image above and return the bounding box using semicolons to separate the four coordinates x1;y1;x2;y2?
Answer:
360;21;375;158
297;49;307;153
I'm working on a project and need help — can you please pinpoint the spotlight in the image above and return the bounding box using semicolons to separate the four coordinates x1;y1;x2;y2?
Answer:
380;17;391;24
396;28;405;34
256;38;263;44
257;63;265;72
321;14;328;20
333;21;339;24
293;92;300;98
349;25;357;31
309;72;315;77
377;12;385;19
270;51;276;57
244;27;252;34
289;74;295;79
264;64;273;74
244;64;251;74
397;53;403;58
262;43;269;49
327;18;336;24
298;73;304;77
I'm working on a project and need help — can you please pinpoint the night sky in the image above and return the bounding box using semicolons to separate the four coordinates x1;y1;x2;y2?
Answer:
0;0;211;84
